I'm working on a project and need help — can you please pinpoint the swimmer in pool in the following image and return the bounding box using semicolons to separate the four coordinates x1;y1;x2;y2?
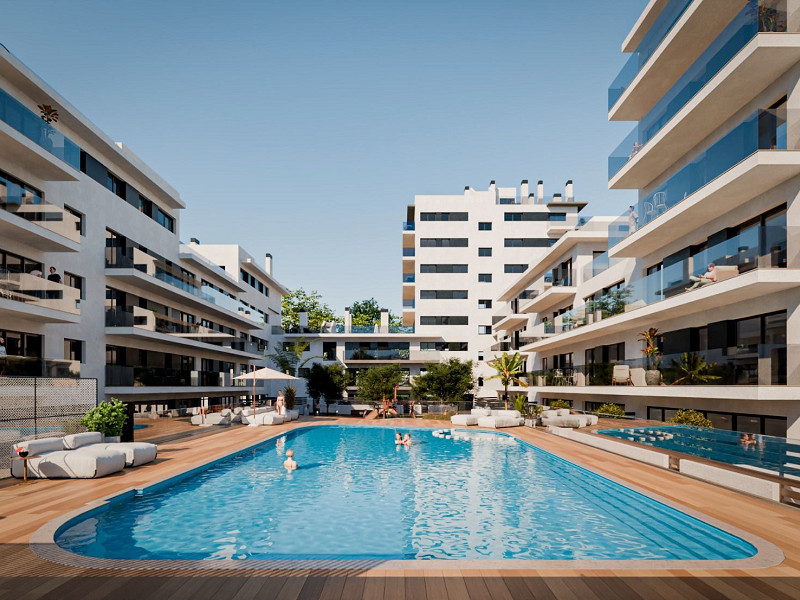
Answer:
395;432;403;445
403;432;412;447
283;448;297;470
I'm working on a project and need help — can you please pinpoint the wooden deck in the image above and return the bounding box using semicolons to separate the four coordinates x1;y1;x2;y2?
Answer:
2;417;800;599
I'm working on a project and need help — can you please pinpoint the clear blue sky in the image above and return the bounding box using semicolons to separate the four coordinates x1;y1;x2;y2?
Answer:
2;0;640;314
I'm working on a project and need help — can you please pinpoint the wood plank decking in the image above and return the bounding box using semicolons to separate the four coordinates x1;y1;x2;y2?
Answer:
1;417;799;599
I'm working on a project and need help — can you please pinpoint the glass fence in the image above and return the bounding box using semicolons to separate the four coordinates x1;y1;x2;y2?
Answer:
344;348;411;360
608;0;694;110
582;251;623;282
0;87;81;169
611;108;788;243
0;356;80;378
0;173;81;243
105;364;235;387
609;1;789;178
0;269;81;314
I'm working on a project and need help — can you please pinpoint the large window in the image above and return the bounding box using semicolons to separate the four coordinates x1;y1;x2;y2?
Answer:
344;342;410;360
420;238;468;247
420;264;467;273
420;341;469;352
505;264;528;274
478;222;492;231
419;212;468;221
420;290;468;300
478;273;492;283
504;238;555;247
504;212;565;221
420;316;468;326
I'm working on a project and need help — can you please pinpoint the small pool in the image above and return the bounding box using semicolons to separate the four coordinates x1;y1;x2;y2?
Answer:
599;425;800;478
133;424;148;430
54;425;756;562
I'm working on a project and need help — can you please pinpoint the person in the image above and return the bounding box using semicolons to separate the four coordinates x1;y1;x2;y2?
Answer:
395;432;403;445
47;266;61;284
403;432;412;447
409;400;416;419
739;433;756;447
0;337;6;356
283;448;297;470
686;263;716;291
276;390;285;415
29;268;43;278
628;205;638;233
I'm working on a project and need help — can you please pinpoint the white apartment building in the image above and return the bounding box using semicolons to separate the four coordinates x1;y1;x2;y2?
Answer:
500;0;799;438
0;45;286;437
402;180;586;399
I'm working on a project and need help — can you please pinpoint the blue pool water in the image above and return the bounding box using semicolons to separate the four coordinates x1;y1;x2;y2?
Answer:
54;425;756;561
600;425;800;478
133;424;148;430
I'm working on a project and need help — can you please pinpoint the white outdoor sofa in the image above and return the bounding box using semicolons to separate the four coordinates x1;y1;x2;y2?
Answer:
11;432;158;479
190;409;232;426
476;409;525;429
451;407;491;426
541;409;599;428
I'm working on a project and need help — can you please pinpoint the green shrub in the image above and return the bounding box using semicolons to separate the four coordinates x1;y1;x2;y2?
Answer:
81;398;127;437
513;393;528;415
284;385;296;410
548;399;571;410
667;408;712;428
595;403;626;418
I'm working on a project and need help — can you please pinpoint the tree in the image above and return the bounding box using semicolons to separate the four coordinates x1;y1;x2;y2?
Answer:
266;337;321;376
281;288;337;331
669;352;721;385
487;352;528;410
303;363;346;403
410;359;475;407
355;364;403;404
350;297;401;327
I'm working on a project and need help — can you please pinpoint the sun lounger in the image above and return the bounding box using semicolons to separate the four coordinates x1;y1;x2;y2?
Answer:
477;409;524;428
11;435;126;479
190;409;232;426
98;442;157;467
541;409;598;428
450;414;479;426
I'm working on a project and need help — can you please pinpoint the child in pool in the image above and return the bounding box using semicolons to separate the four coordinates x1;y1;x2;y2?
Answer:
403;433;412;447
284;449;297;470
395;432;403;445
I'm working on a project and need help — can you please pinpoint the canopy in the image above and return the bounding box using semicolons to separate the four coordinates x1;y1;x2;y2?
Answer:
234;366;298;381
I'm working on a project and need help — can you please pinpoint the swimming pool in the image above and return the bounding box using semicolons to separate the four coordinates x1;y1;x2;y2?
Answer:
599;425;800;478
53;425;757;562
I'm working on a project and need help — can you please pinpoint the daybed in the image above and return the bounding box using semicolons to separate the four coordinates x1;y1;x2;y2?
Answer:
190;409;232;426
476;409;524;429
10;432;150;479
541;409;599;428
450;407;492;426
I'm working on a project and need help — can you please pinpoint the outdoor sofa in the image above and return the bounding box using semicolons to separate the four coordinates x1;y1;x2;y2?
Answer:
541;409;599;428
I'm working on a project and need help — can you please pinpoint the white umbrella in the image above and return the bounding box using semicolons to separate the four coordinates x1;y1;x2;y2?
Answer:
234;367;298;425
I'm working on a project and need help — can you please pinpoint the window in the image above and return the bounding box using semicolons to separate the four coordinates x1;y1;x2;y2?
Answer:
421;341;469;352
419;212;468;221
477;376;484;386
478;222;492;231
64;205;85;236
478;273;492;283
64;272;84;300
478;299;492;309
106;172;125;199
420;290;468;300
549;213;567;221
419;238;468;247
498;198;516;205
504;212;552;222
504;264;528;273
504;238;555;247
419;316;468;325
420;264;468;273
478;351;484;361
322;341;336;361
153;206;174;233
64;339;84;363
478;247;492;257
478;325;492;335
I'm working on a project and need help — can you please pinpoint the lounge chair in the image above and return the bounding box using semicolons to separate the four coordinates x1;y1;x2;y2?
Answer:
62;432;158;467
11;434;126;479
477;409;524;429
541;409;598;428
450;414;478;426
611;365;633;385
190;409;232;426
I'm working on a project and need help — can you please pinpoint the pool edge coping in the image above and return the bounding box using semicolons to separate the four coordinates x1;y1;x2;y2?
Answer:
29;422;786;573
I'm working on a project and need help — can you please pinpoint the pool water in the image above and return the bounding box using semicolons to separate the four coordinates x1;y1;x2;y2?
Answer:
599;425;800;478
54;425;756;562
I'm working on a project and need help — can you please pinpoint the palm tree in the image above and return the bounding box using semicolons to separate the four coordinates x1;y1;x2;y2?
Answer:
487;352;528;409
265;337;323;377
670;352;721;385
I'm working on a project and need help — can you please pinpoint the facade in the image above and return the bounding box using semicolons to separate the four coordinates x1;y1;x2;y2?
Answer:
402;180;585;399
502;0;799;438
0;45;287;430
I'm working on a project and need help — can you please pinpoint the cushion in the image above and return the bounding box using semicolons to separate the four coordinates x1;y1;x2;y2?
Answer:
451;414;478;426
471;408;491;417
100;442;157;467
556;409;571;417
493;410;521;419
477;416;522;429
541;410;559;419
13;436;64;456
63;431;104;449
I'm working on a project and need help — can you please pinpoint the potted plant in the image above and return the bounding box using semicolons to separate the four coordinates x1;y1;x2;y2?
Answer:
637;328;662;386
284;385;296;410
529;403;543;427
81;397;127;442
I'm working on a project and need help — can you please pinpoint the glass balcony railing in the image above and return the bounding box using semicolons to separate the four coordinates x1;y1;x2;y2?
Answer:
0;87;81;169
201;283;267;327
402;247;416;257
402;299;415;309
611;108;788;244
609;0;790;179
0;356;79;378
608;0;694;110
285;324;416;335
402;273;415;283
402;221;415;231
582;251;623;282
0;173;81;243
344;348;411;361
0;269;80;314
105;364;235;387
550;225;786;335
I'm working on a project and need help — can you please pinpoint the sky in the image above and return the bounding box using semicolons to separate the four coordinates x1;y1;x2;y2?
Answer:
2;0;640;314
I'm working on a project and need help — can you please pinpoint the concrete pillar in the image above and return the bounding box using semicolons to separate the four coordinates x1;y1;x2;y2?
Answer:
565;180;573;202
344;307;352;333
299;310;308;328
537;181;544;204
520;180;529;202
264;253;273;276
380;308;389;333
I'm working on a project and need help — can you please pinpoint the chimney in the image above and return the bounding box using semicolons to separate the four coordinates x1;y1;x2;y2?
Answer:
380;308;389;333
189;237;200;245
565;180;573;202
264;252;273;276
553;193;562;203
488;180;496;192
537;180;544;204
344;307;352;333
520;180;529;200
299;310;308;328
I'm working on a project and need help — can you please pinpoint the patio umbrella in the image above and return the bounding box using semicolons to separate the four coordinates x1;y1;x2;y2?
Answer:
234;367;298;425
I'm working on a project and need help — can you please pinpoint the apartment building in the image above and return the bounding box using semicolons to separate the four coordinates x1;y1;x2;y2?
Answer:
402;180;585;399
0;45;286;434
504;0;799;438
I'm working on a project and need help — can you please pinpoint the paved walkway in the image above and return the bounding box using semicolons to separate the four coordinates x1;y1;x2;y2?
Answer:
2;417;800;599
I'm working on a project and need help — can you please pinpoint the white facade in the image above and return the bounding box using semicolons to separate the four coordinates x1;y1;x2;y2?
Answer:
403;180;585;399
0;45;287;419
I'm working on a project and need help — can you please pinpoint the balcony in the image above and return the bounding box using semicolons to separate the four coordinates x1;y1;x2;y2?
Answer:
106;247;263;328
0;356;79;378
0;87;81;178
610;2;798;185
519;284;576;315
582;251;623;282
0;271;80;323
104;307;261;357
491;313;528;333
105;365;238;389
0;175;81;251
284;324;417;335
609;0;745;120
